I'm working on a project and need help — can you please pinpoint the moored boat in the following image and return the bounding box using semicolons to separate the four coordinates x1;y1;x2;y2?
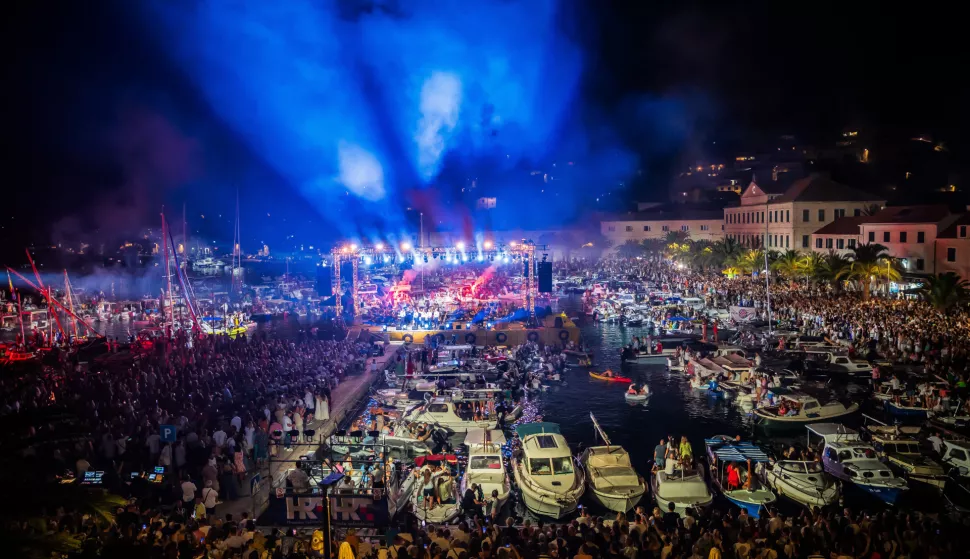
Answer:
461;429;511;512
764;460;839;508
808;424;908;505
651;461;713;515
753;390;859;430
512;423;585;518
579;414;646;512
704;436;777;518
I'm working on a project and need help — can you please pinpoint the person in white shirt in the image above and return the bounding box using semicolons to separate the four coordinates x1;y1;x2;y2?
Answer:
201;479;218;514
181;477;198;503
146;433;161;459
213;428;227;449
230;415;242;433
76;457;91;478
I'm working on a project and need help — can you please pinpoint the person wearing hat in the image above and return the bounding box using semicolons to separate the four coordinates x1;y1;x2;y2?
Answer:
201;479;218;517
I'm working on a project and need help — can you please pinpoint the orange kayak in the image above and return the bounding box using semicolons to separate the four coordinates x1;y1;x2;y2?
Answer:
589;371;632;383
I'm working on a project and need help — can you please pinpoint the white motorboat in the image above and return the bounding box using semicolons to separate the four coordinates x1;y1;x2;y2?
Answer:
410;454;462;524
512;423;585;518
461;429;511;512
651;463;713;515
579;414;646;512
624;384;650;403
808;424;908;505
753;389;859;430
403;397;497;434
704;437;777;518
764;460;839;508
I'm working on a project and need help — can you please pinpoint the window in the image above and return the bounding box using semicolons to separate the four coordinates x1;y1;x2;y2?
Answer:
961;226;968;238
803;209;810;222
816;238;823;249
775;235;779;246
948;248;957;262
681;225;689;231
818;209;825;221
848;239;856;248
883;231;890;242
917;231;925;243
768;211;772;223
786;210;790;222
868;232;875;242
786;235;790;248
775;210;779;222
700;225;709;231
551;456;574;475
643;225;651;232
835;208;846;218
529;458;552;475
916;258;924;271
802;235;810;248
608;226;615;232
900;232;907;243
661;225;669;232
625;225;633;232
950;448;968;462
837;239;845;250
470;456;502;470
854;208;861;217
721;225;724;231
760;212;764;223
826;238;833;249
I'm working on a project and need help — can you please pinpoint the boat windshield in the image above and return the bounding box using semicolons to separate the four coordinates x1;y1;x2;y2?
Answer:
552;456;574;475
470;456;503;470
806;462;823;473
529;458;552;475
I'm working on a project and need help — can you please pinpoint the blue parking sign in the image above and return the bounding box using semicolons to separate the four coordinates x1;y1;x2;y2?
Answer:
160;425;177;443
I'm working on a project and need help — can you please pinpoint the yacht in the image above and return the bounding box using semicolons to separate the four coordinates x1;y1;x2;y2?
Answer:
579;414;646;512
403;397;498;434
808;424;909;505
764;460;839;508
704;437;777;518
461;429;511;512
651;461;714;515
512;423;585;519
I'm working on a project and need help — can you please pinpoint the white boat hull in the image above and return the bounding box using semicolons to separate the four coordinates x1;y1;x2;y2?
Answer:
589;486;645;513
512;460;584;519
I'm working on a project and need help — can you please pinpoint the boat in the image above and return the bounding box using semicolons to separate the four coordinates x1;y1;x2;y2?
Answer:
403;397;498;434
579;414;646;512
764;460;839;508
589;371;632;383
753;390;859;429
651;461;714;516
511;423;585;518
808;424;908;505
461;429;511;512
410;454;462;524
863;418;946;490
624;384;650;402
704;437;777;518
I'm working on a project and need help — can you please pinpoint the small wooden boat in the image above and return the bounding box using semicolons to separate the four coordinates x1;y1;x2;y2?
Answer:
590;371;632;383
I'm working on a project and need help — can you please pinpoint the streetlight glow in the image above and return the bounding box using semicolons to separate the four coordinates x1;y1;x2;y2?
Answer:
456;241;465;251
484;241;493;249
401;242;412;251
375;242;384;251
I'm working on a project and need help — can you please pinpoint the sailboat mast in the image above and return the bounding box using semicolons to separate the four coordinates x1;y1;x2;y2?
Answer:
64;270;78;339
162;212;174;335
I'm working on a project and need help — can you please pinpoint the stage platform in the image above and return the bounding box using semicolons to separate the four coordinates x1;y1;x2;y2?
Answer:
362;314;580;346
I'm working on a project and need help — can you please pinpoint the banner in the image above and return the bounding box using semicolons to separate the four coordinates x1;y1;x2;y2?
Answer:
261;492;389;527
729;306;758;323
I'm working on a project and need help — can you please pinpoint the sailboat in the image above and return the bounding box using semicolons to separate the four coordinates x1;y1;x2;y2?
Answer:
579;413;646;512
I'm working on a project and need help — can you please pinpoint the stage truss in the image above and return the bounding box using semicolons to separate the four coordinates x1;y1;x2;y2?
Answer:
329;241;547;318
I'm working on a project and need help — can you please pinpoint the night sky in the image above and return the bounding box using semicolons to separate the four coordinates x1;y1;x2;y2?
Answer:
2;1;966;260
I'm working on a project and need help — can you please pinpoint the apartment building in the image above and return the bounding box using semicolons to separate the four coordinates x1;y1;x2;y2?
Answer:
723;174;885;251
936;214;970;280
811;216;875;255
858;206;960;275
601;207;725;244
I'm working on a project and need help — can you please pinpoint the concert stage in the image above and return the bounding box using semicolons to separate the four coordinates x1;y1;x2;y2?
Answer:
363;314;580;346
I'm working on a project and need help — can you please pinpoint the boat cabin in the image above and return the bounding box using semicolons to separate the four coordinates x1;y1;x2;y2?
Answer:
941;441;970;475
516;424;576;485
809;424;895;480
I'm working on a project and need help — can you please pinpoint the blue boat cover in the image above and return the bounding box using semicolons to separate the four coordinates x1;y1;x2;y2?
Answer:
515;423;561;438
704;439;770;462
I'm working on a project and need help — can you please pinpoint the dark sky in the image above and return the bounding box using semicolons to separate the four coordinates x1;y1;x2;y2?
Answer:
2;0;967;260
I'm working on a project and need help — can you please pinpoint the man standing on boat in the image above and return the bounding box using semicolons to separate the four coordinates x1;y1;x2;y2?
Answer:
654;438;667;471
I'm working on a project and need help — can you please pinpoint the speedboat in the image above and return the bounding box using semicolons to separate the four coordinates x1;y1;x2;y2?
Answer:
511;423;585;518
704;437;777;518
808;424;908;505
403;397;497;434
579;414;646;512
753;390;859;430
651;462;713;515
764;460;839;508
461;429;511;512
410;454;462;523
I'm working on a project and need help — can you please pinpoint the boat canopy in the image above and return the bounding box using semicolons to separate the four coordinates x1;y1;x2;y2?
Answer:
515;422;561;438
807;423;860;443
464;429;507;447
704;439;770;463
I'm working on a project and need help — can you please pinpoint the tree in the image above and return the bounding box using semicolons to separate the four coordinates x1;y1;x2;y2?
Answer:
732;249;767;275
919;272;970;310
800;252;826;282
836;243;900;298
860;203;883;217
616;239;645;258
663;230;690;245
771;250;803;279
641;239;666;254
710;238;744;273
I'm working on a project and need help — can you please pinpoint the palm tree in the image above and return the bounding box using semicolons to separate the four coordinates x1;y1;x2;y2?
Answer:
710;238;744;272
771;250;803;279
837;243;900;298
616;239;645;258
732;249;767;275
663;230;690;245
800;252;826;282
819;251;852;287
860;203;883;217
919;272;970;310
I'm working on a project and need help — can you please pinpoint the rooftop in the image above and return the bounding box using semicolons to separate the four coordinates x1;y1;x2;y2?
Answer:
603;205;724;222
772;174;884;204
864;205;953;224
813;216;877;236
938;213;970;239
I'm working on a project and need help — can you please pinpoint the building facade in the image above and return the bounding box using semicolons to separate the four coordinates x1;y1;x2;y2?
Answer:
936;214;970;280
723;175;885;251
601;208;725;244
857;206;959;275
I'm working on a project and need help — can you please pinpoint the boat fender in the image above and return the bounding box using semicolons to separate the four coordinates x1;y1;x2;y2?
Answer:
496;332;508;344
403;334;414;344
559;330;570;341
527;331;539;342
465;333;476;344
